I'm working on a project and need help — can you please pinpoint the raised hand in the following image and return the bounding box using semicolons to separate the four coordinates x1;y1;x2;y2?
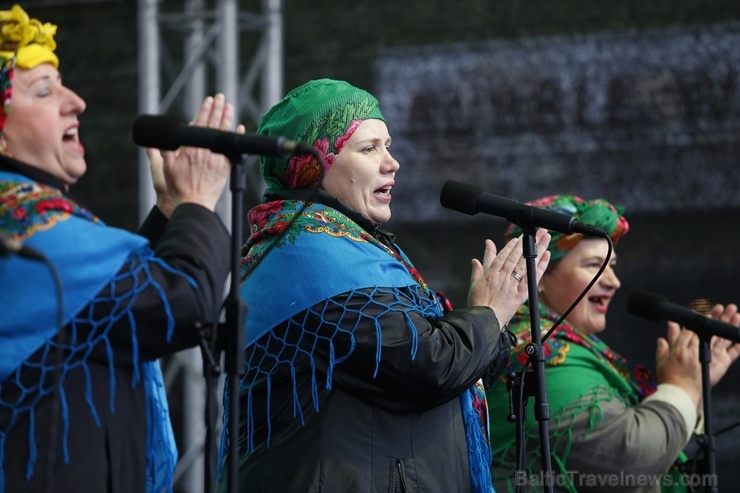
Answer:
707;302;740;387
656;323;702;406
160;93;246;212
468;228;551;331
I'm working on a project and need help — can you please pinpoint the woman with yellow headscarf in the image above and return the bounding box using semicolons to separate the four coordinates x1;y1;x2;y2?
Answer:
0;5;238;492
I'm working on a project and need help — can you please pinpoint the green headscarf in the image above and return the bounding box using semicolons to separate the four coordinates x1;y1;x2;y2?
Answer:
505;195;629;262
257;78;385;192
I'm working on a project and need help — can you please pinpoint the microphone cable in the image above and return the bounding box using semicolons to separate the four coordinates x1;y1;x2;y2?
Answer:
508;230;613;487
212;146;326;493
512;230;612;367
36;253;65;493
7;242;67;493
1;235;64;493
681;419;740;493
679;297;740;491
212;146;327;353
541;232;614;343
234;148;327;279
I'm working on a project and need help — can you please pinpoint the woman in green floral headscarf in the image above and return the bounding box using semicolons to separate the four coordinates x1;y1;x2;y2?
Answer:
217;78;554;493
485;195;740;493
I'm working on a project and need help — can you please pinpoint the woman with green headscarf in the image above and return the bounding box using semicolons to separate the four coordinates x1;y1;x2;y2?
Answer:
217;78;553;492
484;195;740;493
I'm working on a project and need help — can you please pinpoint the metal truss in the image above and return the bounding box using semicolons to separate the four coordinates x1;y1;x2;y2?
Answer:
136;1;283;491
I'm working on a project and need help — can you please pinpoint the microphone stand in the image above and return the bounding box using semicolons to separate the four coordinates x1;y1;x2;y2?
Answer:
200;152;247;493
694;334;718;493
507;225;554;493
198;147;320;493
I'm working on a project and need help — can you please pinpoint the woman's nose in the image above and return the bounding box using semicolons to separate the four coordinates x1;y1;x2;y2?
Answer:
383;149;400;173
64;86;87;115
602;266;621;289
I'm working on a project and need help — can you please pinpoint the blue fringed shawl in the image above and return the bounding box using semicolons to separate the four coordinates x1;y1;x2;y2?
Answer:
0;170;180;493
219;200;494;492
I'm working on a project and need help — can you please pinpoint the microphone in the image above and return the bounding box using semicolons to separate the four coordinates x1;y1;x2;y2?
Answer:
627;289;740;343
0;233;45;260
439;180;607;236
132;114;314;157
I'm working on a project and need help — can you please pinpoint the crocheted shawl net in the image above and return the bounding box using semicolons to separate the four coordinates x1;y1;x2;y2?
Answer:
0;169;186;493
218;199;495;492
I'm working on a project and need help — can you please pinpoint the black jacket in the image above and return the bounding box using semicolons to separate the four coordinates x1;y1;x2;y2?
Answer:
1;155;231;493
218;191;512;493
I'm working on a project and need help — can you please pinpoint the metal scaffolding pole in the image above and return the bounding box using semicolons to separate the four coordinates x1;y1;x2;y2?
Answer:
136;1;284;492
136;0;160;225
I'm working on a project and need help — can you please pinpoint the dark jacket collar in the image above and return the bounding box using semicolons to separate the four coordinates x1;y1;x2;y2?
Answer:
265;188;397;248
0;153;67;191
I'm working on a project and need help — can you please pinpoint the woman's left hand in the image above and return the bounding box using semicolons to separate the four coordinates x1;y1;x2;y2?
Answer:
147;147;175;217
468;227;551;329
707;302;740;387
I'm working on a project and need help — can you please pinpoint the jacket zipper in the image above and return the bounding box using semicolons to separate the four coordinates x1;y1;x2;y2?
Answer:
392;459;407;493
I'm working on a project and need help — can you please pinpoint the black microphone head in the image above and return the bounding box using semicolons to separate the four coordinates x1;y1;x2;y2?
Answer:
626;289;666;321
132;114;183;150
440;180;483;215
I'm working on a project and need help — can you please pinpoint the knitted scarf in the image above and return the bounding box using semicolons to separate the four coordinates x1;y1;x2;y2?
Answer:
0;168;181;493
218;199;494;492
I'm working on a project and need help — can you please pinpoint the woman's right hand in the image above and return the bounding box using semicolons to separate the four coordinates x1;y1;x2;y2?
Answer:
159;93;245;212
655;323;702;406
655;302;740;407
467;227;551;330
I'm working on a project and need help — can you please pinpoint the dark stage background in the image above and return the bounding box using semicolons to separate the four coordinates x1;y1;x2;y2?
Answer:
10;0;740;489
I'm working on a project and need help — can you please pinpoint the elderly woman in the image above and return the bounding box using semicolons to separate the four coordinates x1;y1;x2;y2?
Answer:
0;5;238;493
216;78;552;493
485;195;740;493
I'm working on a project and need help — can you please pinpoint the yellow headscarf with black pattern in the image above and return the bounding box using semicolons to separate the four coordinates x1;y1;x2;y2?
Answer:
0;4;58;134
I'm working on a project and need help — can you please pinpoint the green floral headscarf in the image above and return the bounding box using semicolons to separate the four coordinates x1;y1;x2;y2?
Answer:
505;195;629;262
257;78;385;192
